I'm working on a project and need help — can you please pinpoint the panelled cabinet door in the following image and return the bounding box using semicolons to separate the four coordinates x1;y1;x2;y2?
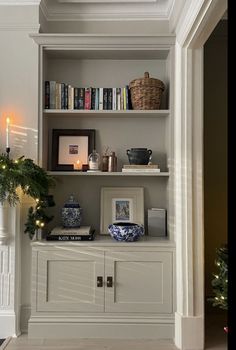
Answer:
105;251;173;313
36;249;104;312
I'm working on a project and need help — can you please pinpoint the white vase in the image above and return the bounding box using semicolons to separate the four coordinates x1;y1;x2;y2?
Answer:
0;201;9;245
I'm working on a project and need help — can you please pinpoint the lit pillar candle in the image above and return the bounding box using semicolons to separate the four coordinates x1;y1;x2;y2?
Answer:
6;117;10;148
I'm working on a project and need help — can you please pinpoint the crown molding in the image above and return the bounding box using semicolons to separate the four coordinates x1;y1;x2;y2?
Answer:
40;0;172;22
0;0;41;4
58;0;157;2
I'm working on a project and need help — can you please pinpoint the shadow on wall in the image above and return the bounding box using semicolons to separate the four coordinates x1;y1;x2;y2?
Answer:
10;123;38;161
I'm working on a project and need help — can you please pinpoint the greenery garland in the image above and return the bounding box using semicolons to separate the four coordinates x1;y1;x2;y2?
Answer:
0;153;55;239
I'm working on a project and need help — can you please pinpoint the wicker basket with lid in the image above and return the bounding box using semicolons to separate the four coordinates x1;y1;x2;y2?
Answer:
129;72;165;110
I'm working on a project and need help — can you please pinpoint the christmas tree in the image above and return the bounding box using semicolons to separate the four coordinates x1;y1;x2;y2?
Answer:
209;245;228;310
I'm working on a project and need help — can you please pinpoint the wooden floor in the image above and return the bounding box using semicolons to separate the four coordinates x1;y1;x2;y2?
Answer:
3;337;178;350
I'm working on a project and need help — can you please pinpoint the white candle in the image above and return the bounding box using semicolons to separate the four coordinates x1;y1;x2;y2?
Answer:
6;117;10;148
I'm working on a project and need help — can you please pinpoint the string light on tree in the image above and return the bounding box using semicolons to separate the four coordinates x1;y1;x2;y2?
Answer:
208;245;228;312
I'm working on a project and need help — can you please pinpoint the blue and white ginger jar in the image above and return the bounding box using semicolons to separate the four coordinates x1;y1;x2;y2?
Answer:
61;194;83;228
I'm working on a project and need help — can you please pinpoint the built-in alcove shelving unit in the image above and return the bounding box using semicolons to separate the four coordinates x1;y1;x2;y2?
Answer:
28;34;176;339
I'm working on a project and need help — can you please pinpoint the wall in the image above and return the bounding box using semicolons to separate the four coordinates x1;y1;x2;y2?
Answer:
204;20;227;297
0;5;39;333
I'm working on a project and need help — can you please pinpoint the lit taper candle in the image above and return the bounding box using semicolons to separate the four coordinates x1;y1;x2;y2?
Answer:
6;117;10;148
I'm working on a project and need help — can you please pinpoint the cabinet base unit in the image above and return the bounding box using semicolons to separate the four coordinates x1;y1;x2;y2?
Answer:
29;238;175;339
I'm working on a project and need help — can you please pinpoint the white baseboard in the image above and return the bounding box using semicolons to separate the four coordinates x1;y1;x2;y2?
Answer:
20;305;31;333
175;312;204;350
0;313;18;338
28;318;174;339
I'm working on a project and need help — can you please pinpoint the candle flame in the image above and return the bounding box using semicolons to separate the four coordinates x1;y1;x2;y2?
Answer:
6;117;10;125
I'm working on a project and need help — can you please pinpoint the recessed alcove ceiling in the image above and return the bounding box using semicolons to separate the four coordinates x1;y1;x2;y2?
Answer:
40;0;176;21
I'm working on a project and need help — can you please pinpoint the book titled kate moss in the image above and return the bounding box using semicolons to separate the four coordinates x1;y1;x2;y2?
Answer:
46;226;95;241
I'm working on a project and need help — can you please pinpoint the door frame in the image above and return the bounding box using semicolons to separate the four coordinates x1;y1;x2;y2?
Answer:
173;0;227;349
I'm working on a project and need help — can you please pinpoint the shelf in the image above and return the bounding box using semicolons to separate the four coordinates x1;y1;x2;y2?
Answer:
43;109;169;118
48;171;170;176
32;235;175;248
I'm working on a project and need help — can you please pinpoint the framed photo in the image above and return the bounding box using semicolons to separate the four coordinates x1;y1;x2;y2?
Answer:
51;129;95;171
100;187;144;234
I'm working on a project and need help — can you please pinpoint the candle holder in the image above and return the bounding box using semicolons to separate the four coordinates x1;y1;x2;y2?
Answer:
6;147;10;158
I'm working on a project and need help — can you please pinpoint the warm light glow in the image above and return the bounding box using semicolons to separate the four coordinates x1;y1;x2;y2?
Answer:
14;160;19;164
74;159;82;170
35;198;40;203
40;222;45;227
35;220;40;225
6;117;10;125
2;165;6;169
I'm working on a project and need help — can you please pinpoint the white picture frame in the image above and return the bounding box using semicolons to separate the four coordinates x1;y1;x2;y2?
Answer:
100;187;144;234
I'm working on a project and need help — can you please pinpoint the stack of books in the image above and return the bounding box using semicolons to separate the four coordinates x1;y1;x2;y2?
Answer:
122;164;160;173
46;226;95;241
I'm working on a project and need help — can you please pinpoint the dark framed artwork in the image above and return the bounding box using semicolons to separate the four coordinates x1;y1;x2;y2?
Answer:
51;129;95;171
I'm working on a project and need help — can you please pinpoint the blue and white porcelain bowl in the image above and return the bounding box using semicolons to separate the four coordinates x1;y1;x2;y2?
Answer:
108;222;144;242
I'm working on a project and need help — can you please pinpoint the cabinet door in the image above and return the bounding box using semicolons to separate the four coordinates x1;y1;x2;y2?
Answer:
105;251;173;313
37;249;104;312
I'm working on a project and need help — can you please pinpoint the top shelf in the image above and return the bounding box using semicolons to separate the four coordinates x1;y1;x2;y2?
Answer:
43;109;169;118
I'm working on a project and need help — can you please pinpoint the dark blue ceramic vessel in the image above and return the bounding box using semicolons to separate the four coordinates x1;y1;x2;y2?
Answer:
126;148;152;165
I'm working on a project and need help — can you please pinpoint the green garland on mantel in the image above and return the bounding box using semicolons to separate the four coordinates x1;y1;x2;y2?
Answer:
0;153;55;239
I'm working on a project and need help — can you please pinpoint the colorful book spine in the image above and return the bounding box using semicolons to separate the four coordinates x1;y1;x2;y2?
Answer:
112;87;116;110
116;88;121;110
55;82;61;109
91;88;96;110
95;88;99;110
64;84;68;109
49;81;56;109
61;83;65;109
103;88;108;110
68;85;74;110
99;88;103;110
74;87;79;109
45;81;50;109
78;88;85;109
85;87;91;110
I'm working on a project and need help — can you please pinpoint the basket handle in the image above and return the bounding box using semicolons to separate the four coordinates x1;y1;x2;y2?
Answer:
144;72;149;78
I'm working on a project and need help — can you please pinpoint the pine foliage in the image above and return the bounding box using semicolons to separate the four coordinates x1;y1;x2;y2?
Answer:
209;245;228;310
0;153;55;239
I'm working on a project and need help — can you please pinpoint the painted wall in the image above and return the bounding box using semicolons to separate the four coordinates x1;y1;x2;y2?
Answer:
0;5;39;333
204;21;227;297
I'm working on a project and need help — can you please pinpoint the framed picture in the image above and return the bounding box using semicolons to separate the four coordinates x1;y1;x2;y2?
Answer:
100;187;144;234
51;129;95;171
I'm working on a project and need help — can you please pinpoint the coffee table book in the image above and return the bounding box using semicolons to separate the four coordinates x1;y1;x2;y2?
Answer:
46;226;95;241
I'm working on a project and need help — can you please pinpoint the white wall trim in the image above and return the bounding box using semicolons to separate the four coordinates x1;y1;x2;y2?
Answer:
174;0;227;349
20;305;31;333
176;0;227;47
175;312;204;350
40;0;171;22
0;24;40;31
0;0;40;4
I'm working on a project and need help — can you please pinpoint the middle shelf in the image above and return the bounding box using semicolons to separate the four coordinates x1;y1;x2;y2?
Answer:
48;171;170;176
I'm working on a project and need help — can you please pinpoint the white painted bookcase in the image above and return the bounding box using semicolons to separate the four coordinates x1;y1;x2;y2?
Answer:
28;34;176;339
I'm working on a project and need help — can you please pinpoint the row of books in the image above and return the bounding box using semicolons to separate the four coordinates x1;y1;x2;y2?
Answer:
45;81;132;110
121;164;160;173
